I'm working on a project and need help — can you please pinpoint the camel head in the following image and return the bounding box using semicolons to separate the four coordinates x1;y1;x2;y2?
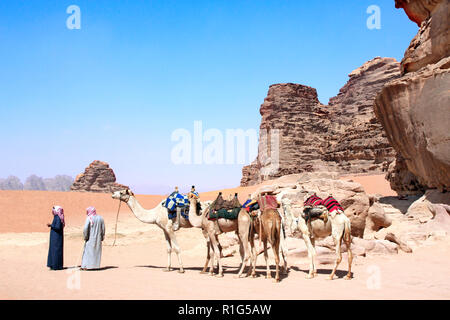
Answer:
112;189;135;203
188;191;200;202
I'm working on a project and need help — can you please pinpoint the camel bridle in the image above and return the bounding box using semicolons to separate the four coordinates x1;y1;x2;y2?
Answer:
112;190;132;246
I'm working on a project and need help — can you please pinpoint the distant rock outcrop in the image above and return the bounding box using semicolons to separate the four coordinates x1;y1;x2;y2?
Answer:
241;57;401;186
71;160;129;193
374;0;450;192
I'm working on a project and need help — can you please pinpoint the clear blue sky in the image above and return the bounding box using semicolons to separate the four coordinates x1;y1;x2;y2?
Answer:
0;0;417;194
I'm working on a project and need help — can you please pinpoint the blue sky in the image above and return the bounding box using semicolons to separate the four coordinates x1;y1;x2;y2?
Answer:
0;0;417;194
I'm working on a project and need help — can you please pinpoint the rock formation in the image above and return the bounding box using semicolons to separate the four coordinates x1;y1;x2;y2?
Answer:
241;57;401;186
395;0;442;27
374;0;450;192
71;160;129;193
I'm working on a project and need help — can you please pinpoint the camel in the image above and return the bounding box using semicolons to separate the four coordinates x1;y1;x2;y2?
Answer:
237;198;287;283
284;194;353;280
188;194;247;278
111;189;209;273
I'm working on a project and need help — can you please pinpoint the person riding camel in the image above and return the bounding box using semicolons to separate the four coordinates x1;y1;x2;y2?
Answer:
171;186;182;231
188;185;199;199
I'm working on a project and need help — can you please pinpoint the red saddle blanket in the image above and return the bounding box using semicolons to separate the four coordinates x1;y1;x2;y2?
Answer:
257;195;279;211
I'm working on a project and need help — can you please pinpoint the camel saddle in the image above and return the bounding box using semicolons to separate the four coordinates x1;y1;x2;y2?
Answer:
257;194;279;211
208;193;242;221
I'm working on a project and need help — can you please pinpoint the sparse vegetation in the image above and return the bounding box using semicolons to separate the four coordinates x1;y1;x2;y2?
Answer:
0;175;73;191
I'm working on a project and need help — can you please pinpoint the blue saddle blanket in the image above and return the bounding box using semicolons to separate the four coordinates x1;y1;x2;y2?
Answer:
163;192;189;211
168;207;189;220
164;191;199;219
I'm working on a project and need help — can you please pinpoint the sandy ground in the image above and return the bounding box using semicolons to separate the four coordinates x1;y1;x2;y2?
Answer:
1;174;449;300
1;226;450;300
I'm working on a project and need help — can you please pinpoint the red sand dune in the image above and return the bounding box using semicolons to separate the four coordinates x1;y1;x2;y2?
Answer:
340;174;397;197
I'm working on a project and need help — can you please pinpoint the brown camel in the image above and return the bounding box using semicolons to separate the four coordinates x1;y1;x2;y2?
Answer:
237;206;284;283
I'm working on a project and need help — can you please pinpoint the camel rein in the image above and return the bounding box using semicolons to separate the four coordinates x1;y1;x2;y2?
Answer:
111;199;122;247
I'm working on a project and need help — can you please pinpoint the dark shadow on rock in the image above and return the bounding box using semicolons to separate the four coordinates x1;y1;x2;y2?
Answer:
378;195;421;214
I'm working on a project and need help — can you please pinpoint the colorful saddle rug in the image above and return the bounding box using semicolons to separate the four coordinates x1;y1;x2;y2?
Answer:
257;194;279;211
163;192;190;212
208;207;241;221
243;200;260;213
304;195;323;207
321;196;344;214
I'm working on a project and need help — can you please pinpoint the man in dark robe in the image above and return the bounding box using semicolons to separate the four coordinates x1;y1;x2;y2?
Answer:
47;206;65;270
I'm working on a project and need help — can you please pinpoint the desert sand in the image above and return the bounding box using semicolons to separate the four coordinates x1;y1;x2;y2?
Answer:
1;174;449;300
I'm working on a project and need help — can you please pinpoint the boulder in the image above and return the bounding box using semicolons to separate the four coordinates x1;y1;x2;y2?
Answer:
365;202;392;238
375;189;450;250
385;232;413;253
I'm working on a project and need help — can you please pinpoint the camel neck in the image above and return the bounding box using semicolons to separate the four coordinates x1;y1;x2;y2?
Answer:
127;196;157;224
188;200;203;228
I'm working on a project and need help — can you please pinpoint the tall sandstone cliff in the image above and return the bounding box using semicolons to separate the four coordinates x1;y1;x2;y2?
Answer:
241;57;401;186
375;0;450;192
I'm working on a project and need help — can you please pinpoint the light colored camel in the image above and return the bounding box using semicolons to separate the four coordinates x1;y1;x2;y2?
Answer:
237;208;286;282
284;200;353;280
111;189;209;273
188;195;246;278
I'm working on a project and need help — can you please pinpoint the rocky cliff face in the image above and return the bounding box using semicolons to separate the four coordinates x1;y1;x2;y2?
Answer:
374;0;450;192
241;57;401;186
71;160;129;193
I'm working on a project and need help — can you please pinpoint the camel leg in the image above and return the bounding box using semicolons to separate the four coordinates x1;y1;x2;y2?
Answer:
272;239;281;283
279;227;289;274
329;234;343;280
249;233;257;278
344;220;353;280
238;238;244;263
303;235;317;279
310;237;318;276
345;237;353;280
237;225;252;278
201;238;211;274
168;230;184;273
208;231;223;277
208;244;215;276
214;235;224;278
162;231;173;272
236;243;251;278
263;240;272;279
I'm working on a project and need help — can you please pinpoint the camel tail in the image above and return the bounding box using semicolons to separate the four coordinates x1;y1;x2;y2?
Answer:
344;218;352;244
270;217;281;245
